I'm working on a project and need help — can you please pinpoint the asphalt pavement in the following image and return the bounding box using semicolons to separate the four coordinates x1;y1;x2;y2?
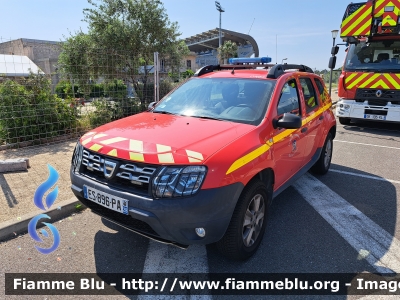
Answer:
1;117;400;300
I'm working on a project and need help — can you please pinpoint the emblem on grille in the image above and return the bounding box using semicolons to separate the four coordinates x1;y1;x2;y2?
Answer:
104;160;117;179
376;90;383;97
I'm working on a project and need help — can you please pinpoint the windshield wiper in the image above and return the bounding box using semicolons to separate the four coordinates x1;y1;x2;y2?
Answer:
153;110;177;115
192;115;226;121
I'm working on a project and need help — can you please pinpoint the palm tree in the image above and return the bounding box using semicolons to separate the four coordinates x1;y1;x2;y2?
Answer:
217;41;238;64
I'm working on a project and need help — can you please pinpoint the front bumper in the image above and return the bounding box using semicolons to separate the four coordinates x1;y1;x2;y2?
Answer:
70;166;244;245
336;99;400;122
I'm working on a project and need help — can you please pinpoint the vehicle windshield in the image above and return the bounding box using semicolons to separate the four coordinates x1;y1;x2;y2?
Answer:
153;78;276;125
344;40;400;72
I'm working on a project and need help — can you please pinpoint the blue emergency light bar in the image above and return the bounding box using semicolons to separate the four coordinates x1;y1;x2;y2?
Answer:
228;57;272;64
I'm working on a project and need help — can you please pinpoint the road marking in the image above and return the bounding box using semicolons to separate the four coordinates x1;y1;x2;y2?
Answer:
293;173;400;274
330;169;400;185
139;241;211;299
334;140;400;150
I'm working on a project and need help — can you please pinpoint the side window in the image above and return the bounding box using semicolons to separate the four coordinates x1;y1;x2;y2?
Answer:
277;79;300;116
314;78;328;104
299;77;319;113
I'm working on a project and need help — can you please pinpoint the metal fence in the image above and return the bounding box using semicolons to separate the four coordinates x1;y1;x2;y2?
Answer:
0;37;181;224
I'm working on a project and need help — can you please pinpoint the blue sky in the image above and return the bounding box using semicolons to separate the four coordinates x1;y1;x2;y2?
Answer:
1;0;353;70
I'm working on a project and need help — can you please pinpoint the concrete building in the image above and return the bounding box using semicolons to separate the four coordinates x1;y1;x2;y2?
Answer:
0;38;62;90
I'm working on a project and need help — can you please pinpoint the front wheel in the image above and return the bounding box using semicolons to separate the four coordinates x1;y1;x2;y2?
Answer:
311;132;333;175
216;180;270;260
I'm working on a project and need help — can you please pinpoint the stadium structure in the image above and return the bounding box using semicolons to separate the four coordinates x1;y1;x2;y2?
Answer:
184;28;259;69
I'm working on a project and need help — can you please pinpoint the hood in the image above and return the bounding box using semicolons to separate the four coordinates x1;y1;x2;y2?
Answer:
80;112;254;165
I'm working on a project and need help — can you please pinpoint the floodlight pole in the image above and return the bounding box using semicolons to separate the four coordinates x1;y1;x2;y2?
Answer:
215;1;225;48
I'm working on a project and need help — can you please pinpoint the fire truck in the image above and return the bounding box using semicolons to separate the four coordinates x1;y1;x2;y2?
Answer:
336;0;400;125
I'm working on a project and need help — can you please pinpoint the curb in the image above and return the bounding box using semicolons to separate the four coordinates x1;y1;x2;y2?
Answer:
0;197;84;242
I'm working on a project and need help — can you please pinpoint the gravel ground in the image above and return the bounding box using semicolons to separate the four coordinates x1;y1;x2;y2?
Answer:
0;140;76;223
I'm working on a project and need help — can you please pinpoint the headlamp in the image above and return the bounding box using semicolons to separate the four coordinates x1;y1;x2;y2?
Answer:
152;166;207;198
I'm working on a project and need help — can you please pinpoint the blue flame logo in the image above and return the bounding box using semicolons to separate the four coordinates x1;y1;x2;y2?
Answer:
28;214;60;254
29;164;60;254
34;164;59;210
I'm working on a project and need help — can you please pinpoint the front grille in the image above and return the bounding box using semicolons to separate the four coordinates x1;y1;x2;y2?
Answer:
78;196;159;237
355;88;400;105
80;149;159;194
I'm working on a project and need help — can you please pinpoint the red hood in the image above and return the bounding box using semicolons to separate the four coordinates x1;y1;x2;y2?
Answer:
80;112;254;165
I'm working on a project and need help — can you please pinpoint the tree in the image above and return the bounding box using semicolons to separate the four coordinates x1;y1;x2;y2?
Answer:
217;41;238;64
58;0;188;106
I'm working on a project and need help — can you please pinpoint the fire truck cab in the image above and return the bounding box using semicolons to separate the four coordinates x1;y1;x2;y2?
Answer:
336;0;400;124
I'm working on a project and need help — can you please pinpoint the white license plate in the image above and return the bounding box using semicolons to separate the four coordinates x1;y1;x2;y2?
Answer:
364;114;386;120
83;185;129;215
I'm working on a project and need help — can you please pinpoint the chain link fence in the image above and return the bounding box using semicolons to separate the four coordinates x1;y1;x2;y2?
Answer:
0;37;182;223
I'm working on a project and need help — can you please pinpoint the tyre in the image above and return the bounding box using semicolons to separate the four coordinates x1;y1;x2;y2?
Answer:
311;132;333;175
339;117;351;125
216;180;271;260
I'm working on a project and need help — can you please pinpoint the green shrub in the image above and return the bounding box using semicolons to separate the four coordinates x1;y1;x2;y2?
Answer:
0;75;77;144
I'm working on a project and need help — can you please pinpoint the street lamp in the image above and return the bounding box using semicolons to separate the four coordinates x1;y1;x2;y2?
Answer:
281;58;287;64
329;29;339;97
215;1;225;48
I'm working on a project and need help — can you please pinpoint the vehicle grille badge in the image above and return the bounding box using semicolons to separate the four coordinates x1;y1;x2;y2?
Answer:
104;160;117;179
376;90;382;97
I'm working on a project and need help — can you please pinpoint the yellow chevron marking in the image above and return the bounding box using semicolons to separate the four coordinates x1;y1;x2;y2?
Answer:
371;79;389;89
384;74;400;89
342;4;368;27
129;139;143;152
158;153;174;163
89;144;103;152
342;8;372;36
156;144;172;153
107;149;118;157
347;73;370;89
129;152;145;162
344;73;358;83
358;74;380;88
101;137;128;145
226;144;271;175
355;18;372;35
81;137;92;145
93;133;108;139
186;150;204;162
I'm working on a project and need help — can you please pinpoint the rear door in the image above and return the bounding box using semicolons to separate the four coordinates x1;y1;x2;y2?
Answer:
298;77;324;163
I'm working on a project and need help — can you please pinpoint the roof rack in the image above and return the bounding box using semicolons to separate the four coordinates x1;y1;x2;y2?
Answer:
193;63;275;77
193;63;313;78
266;64;314;79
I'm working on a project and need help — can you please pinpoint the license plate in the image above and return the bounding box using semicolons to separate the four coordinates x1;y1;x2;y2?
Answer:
364;114;386;120
83;185;129;215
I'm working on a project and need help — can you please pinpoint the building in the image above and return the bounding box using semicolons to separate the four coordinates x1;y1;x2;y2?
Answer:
0;54;43;82
0;38;62;90
184;28;259;69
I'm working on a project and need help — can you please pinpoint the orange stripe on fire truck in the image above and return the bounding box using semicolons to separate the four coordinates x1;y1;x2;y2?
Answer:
374;0;400;17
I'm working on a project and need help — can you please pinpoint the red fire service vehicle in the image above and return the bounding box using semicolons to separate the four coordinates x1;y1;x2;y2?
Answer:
70;58;336;260
336;0;400;124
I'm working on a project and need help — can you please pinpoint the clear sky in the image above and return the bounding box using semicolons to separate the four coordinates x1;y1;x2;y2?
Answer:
1;0;353;70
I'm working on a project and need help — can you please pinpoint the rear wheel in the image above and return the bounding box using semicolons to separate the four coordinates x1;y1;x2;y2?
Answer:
311;133;333;175
339;117;351;125
216;180;271;260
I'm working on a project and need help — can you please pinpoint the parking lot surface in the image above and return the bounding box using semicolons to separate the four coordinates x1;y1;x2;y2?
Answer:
1;117;400;299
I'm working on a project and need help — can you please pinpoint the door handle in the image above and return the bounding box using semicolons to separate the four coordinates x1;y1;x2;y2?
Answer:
301;127;308;133
319;115;324;120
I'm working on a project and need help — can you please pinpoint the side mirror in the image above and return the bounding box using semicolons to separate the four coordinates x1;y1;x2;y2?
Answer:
148;101;156;110
328;56;337;69
273;113;302;129
331;46;339;55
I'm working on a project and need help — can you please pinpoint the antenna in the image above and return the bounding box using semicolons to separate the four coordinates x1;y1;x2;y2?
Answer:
248;18;255;34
